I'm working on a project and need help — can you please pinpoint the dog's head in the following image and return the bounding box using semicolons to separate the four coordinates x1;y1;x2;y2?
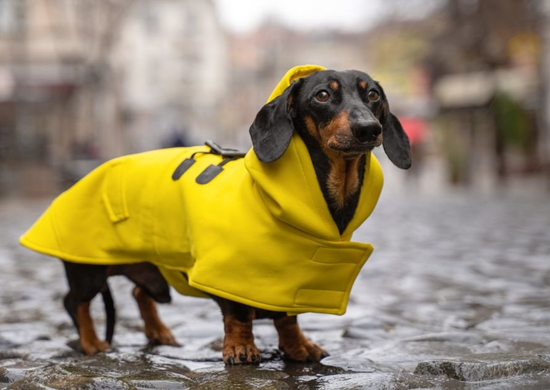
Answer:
250;69;411;169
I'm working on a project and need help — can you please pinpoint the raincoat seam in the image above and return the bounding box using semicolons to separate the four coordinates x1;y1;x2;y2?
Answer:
50;200;64;252
291;140;326;228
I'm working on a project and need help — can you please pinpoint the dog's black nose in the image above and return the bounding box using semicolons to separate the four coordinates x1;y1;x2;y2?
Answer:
352;123;382;143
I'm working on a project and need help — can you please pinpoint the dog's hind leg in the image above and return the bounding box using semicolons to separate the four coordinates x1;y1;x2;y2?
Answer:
62;261;111;355
101;284;116;344
132;285;178;346
63;290;79;330
112;262;177;346
75;301;110;355
274;315;329;362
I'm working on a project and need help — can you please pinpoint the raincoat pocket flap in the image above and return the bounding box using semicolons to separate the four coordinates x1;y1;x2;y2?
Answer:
312;246;368;265
102;160;129;223
295;289;345;310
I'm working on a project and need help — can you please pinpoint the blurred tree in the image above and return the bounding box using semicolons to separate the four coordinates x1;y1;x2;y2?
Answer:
433;0;545;181
427;0;542;79
381;0;548;185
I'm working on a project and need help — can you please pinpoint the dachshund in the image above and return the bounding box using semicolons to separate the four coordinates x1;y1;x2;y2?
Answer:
43;69;411;364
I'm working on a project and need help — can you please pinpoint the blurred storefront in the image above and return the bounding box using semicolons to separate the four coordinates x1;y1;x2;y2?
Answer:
0;0;228;196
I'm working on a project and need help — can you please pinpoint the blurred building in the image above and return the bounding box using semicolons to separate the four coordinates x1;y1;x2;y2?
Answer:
353;0;550;189
426;0;548;187
114;0;228;152
0;0;548;198
0;0;228;196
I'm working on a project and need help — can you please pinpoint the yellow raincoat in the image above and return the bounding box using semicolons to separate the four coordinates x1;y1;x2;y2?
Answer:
20;65;384;315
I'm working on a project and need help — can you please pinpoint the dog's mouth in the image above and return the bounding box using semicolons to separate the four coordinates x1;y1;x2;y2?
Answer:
327;134;383;157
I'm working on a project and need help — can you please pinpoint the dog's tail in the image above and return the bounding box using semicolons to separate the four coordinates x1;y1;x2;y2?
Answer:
101;283;116;344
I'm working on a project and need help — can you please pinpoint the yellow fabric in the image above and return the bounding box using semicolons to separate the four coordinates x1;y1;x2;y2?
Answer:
267;64;327;103
20;65;384;315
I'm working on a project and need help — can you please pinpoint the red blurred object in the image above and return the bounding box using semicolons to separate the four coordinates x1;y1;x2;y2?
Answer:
399;117;428;146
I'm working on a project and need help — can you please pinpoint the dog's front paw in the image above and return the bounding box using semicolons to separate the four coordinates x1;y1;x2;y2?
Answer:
223;342;261;365
145;324;179;346
80;338;110;356
280;338;329;363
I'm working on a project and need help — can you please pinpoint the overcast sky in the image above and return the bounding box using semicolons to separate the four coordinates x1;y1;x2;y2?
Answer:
212;0;389;33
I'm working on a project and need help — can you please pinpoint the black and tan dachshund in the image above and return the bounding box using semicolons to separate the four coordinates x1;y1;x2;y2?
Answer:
60;69;411;364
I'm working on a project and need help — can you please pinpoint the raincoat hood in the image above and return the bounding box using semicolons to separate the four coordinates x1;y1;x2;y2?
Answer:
20;65;384;315
247;64;378;241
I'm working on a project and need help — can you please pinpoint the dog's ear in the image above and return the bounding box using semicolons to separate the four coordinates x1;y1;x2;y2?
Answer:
375;82;412;169
250;80;302;163
382;113;412;169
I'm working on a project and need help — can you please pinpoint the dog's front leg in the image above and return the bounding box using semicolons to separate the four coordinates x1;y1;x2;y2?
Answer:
215;298;261;365
274;315;328;362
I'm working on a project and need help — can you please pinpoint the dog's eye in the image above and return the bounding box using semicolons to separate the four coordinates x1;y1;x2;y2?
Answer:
368;90;380;101
315;90;330;102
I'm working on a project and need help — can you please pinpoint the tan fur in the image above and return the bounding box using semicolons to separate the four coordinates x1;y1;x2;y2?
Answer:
222;311;261;364
326;157;362;210
77;302;109;355
133;286;178;346
305;115;319;140
319;111;350;151
359;80;367;89
274;316;327;362
329;80;339;91
316;111;362;209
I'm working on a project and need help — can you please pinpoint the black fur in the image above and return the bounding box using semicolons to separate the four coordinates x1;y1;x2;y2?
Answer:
249;82;301;163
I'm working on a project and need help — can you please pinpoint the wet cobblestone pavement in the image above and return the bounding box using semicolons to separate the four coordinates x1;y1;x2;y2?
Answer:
1;185;549;389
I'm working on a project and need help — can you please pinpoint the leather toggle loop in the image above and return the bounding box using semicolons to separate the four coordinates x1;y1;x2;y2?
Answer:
172;142;245;182
196;157;238;185
172;158;196;181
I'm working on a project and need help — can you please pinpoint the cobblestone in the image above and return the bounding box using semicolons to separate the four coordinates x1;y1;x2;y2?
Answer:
1;185;549;389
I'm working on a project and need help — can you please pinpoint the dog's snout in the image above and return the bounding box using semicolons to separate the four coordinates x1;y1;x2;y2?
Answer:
352;122;382;143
